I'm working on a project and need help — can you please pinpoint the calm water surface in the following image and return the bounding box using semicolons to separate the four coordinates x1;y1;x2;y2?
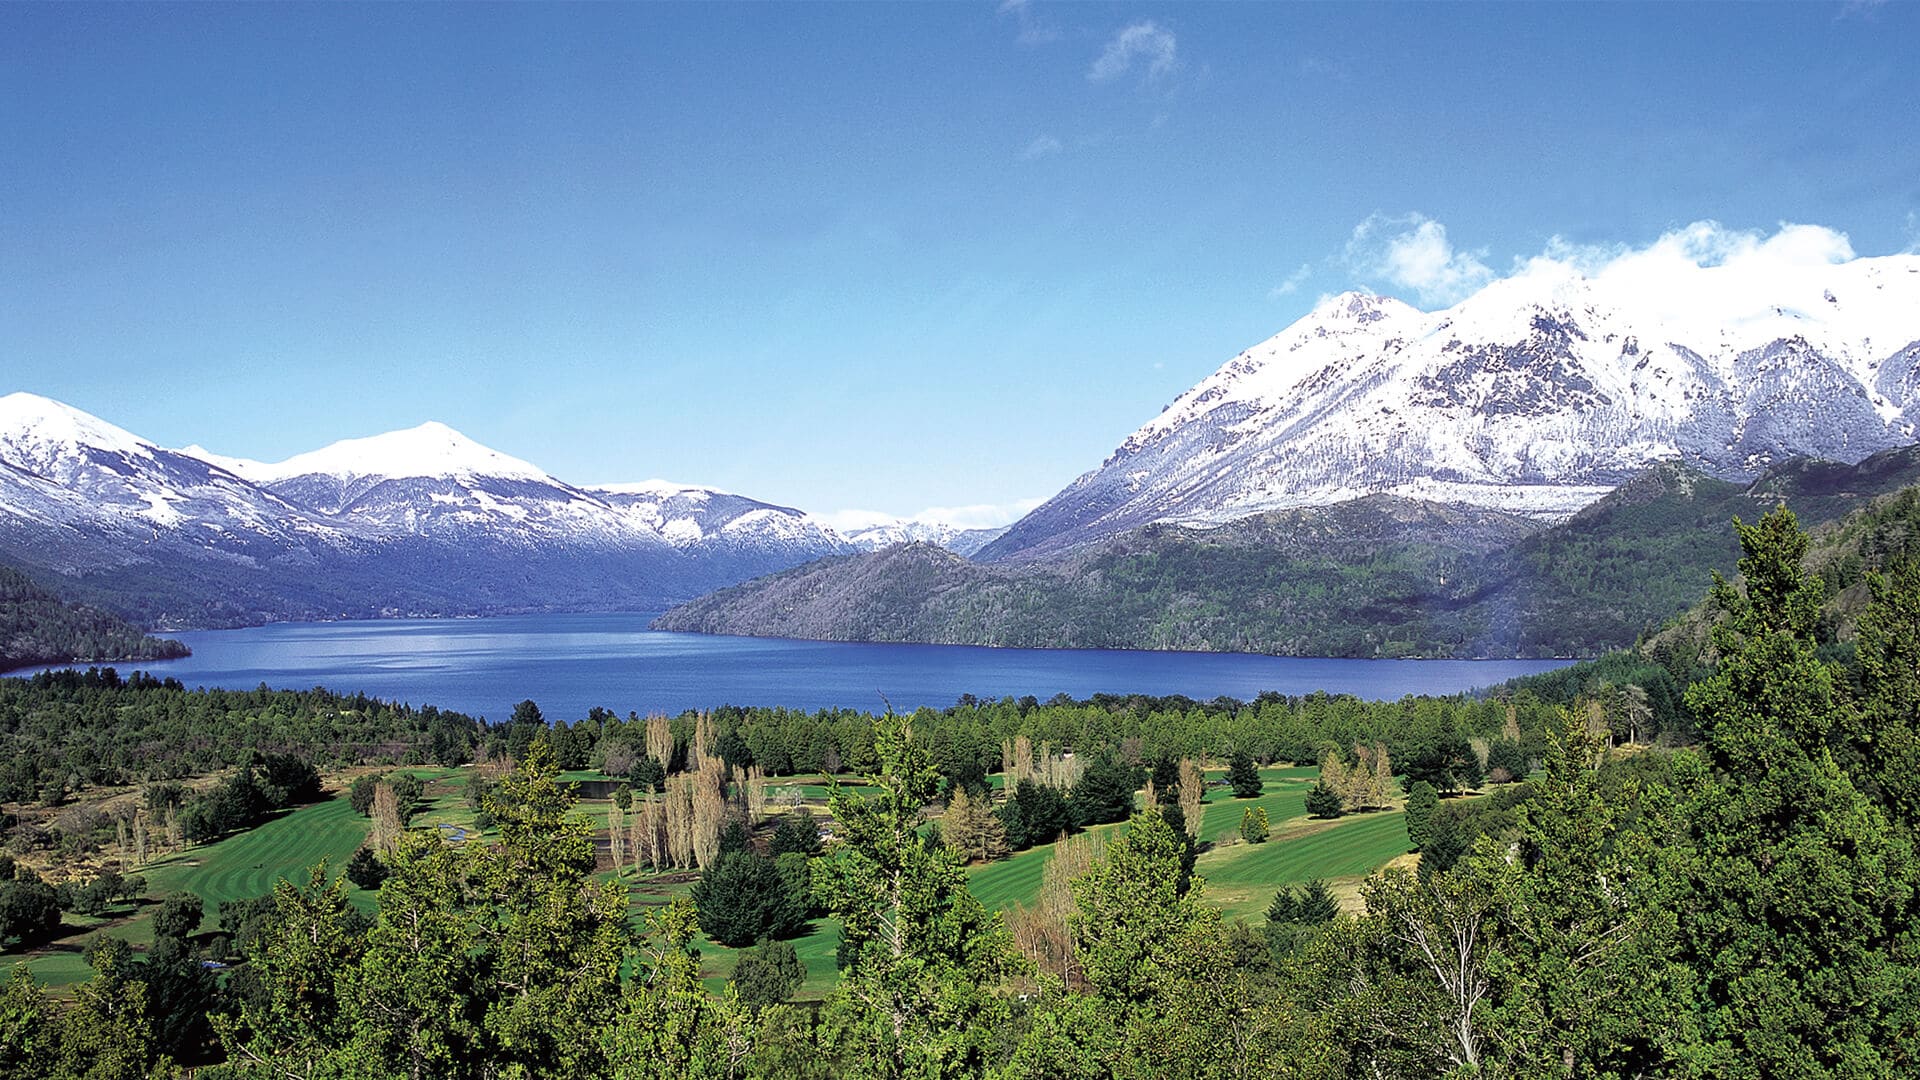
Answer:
69;613;1573;721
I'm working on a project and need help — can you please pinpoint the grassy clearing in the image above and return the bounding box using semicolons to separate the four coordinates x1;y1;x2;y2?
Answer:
16;792;376;987
1198;810;1412;922
16;763;1405;999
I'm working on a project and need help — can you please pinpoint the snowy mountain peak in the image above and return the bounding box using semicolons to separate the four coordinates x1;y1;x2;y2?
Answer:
1313;290;1421;325
0;392;158;477
254;421;555;484
177;445;272;482
982;248;1920;563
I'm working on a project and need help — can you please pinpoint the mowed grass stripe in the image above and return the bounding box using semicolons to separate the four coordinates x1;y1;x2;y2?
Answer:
1200;810;1410;921
143;794;371;913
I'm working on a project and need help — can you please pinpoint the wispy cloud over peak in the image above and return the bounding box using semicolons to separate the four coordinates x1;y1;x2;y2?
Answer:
1269;264;1313;299
1343;212;1495;306
1089;21;1177;83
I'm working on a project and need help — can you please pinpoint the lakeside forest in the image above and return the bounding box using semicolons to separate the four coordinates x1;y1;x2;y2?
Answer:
1;506;1918;1078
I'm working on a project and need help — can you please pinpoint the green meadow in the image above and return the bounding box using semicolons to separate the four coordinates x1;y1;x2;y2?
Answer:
16;763;1410;999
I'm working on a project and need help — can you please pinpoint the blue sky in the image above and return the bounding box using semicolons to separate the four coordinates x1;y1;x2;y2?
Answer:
4;2;1917;525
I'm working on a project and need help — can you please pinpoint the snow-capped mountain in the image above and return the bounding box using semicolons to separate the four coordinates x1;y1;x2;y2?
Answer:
0;393;853;626
0;393;347;571
981;251;1920;562
838;517;1008;558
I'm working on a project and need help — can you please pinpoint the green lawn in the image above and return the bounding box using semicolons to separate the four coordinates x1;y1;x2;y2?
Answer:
1198;810;1412;921
15;764;1406;997
16;792;376;987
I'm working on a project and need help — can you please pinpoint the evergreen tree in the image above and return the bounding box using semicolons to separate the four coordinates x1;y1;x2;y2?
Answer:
342;829;483;1080
770;809;823;857
218;863;365;1073
476;740;632;1078
602;899;752;1080
1266;879;1338;926
344;846;389;891
1304;780;1343;819
1677;507;1920;1077
1042;806;1236;1077
1067;754;1139;827
1404;780;1438;852
693;850;804;947
732;938;806;1012
1007;779;1069;849
1148;757;1180;805
811;714;1013;1079
1468;715;1695;1076
1227;750;1262;798
1848;554;1920;831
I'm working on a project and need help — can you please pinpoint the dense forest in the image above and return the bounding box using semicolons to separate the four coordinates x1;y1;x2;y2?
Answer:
0;564;188;674
657;448;1920;658
3;505;1917;1077
0;670;481;805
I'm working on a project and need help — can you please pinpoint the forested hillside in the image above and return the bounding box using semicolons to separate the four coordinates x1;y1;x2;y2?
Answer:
658;448;1920;658
0;564;188;673
0;668;481;804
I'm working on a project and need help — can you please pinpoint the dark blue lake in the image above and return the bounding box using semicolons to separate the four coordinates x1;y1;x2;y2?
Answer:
77;613;1573;722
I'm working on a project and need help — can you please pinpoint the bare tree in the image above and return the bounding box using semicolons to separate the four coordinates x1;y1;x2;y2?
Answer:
1005;829;1103;988
370;782;403;853
646;713;674;774
1177;758;1206;838
690;764;726;869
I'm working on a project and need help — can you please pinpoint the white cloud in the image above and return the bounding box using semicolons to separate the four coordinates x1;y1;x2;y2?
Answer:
1021;134;1063;161
998;0;1061;45
1906;210;1919;253
1089;22;1177;83
1521;220;1862;336
1343;213;1495;306
1268;263;1313;299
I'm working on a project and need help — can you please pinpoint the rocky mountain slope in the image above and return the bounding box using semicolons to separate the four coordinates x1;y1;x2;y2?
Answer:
981;252;1920;562
654;447;1920;658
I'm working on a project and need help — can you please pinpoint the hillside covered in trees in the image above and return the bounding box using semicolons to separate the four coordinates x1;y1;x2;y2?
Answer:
657;448;1920;658
0;564;188;673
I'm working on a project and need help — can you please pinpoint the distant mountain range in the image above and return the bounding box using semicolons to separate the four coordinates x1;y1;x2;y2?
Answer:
658;251;1920;656
0;393;984;628
9;250;1919;648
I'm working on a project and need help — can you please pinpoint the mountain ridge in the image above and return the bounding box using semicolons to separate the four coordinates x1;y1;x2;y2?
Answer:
979;252;1920;563
654;448;1920;659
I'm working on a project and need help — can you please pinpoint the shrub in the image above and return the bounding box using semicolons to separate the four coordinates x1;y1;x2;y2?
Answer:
733;938;805;1011
1239;805;1270;843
